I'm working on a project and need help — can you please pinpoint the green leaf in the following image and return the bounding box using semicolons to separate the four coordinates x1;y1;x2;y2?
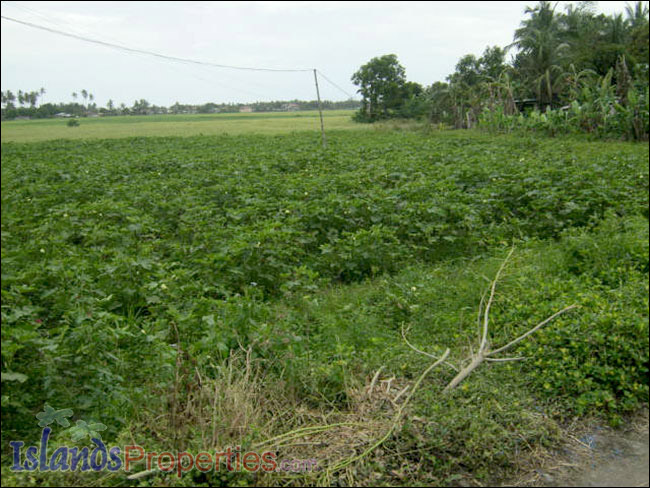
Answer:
36;404;74;428
1;371;28;383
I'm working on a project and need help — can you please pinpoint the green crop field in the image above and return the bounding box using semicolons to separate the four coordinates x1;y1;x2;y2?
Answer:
1;123;648;486
0;110;359;143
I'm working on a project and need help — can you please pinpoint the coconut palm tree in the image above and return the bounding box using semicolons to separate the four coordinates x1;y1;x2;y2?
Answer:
510;1;567;107
625;1;650;29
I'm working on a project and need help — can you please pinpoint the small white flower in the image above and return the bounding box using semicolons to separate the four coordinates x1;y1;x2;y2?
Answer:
40;248;45;253
160;283;168;290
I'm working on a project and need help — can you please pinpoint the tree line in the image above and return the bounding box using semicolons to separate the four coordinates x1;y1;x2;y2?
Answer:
351;1;649;140
0;89;359;120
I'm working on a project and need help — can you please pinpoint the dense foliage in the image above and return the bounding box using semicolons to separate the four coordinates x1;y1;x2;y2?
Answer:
353;1;650;140
2;129;648;485
351;55;424;121
479;59;650;140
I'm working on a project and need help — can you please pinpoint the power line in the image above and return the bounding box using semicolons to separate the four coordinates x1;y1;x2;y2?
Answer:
4;1;123;45
316;70;357;99
1;6;271;101
1;12;358;103
1;14;313;73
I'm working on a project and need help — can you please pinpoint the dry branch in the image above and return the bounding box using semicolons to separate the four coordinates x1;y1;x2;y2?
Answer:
402;322;459;372
440;248;578;392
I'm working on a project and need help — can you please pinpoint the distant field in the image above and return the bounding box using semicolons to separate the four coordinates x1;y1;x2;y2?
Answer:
0;109;359;142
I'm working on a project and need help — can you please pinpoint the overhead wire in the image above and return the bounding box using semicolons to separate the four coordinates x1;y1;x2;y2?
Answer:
0;14;313;73
316;70;358;99
0;7;299;100
1;11;358;102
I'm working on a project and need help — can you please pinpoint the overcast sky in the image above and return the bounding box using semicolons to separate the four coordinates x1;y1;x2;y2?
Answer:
0;1;632;106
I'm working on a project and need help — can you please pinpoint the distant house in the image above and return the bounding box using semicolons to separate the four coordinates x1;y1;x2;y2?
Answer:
283;103;300;112
55;112;72;118
239;106;253;113
514;98;555;112
513;99;538;111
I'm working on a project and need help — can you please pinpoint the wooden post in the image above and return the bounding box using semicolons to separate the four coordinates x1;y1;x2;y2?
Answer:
313;69;327;148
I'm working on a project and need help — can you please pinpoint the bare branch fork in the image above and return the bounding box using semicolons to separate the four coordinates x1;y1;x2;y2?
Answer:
401;247;578;392
401;322;459;372
442;247;578;392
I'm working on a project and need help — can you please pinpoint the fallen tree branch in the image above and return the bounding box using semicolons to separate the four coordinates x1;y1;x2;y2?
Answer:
402;322;459;372
484;356;528;362
487;304;579;357
441;248;578;392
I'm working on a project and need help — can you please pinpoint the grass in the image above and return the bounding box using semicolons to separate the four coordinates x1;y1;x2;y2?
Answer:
1;119;648;486
0;110;360;143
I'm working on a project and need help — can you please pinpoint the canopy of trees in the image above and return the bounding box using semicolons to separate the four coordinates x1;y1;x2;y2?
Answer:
351;1;649;140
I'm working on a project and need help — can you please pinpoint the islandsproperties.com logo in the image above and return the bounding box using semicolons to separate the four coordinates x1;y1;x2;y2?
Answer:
9;405;317;477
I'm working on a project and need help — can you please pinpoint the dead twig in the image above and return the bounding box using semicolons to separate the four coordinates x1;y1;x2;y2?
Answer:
441;248;578;392
401;322;459;372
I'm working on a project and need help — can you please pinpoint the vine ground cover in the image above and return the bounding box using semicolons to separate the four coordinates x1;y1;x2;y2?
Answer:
1;129;648;486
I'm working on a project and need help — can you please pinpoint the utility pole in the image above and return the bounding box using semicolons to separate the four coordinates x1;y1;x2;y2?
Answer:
313;69;327;148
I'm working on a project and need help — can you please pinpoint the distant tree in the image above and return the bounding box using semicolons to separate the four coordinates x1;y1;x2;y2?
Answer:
625;1;650;70
1;90;16;109
27;91;38;108
510;1;566;106
131;99;150;115
198;102;219;114
352;54;407;120
425;81;453;125
478;46;508;80
395;81;429;118
625;0;650;29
